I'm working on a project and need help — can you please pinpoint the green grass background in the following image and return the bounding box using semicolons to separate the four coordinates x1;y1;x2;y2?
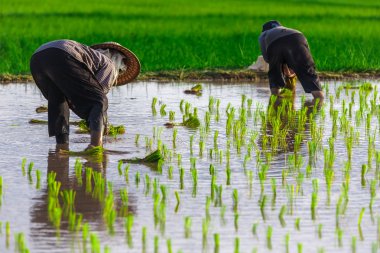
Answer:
0;0;379;74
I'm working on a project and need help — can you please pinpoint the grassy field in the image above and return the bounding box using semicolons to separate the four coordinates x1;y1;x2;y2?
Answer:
0;0;379;74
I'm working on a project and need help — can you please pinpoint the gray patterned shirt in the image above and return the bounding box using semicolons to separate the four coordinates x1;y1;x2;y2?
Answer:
259;26;301;62
34;40;117;93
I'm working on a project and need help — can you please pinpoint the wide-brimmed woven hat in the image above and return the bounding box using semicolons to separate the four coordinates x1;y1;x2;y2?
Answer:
91;42;140;86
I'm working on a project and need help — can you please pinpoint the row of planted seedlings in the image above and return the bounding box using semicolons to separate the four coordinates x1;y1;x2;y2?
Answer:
0;157;125;252
148;82;380;253
0;160;42;252
3;81;380;253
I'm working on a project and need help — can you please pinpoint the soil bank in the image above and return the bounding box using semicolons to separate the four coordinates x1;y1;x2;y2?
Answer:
1;69;379;84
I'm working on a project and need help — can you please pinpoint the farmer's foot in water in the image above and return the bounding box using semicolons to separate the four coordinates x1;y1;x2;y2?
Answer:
56;143;69;151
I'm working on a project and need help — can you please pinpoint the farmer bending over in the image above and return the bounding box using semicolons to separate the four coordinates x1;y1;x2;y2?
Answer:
30;40;140;149
259;20;324;104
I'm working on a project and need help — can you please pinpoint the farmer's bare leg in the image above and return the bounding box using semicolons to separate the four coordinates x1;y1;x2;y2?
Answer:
311;90;324;105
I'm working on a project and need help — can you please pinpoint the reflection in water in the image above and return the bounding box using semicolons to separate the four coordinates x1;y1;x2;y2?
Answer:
30;145;136;250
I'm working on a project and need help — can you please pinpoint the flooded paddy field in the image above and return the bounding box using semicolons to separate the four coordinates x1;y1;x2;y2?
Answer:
1;80;380;253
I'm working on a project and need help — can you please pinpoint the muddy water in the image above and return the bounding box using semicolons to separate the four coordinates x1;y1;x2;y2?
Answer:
0;81;380;252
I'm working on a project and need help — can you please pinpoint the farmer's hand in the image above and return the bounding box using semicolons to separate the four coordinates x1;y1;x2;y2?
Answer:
282;64;296;78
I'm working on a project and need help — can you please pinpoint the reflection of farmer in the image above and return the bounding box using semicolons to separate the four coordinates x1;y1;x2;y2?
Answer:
259;21;324;103
30;40;140;148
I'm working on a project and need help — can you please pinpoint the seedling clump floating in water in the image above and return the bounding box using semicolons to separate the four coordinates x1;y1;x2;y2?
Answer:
184;83;202;95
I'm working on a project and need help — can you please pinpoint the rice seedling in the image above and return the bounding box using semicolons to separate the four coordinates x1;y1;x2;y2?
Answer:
214;233;220;253
358;207;365;227
205;111;211;131
160;104;167;116
4;222;10;248
226;165;231;186
214;184;223;207
349;236;358;253
154;235;159;253
336;228;343;247
317;223;323;239
311;191;318;220
82;222;90;249
120;188;129;213
85;167;93;193
286;184;295;215
209;96;215;112
266;226;273;250
234;237;240;253
199;139;205;157
73;159;83;186
124;215;134;248
135;172;140;187
190;135;194;155
142;226;147;253
166;165;173;180
232;189;238;212
191;168;198;197
298;243;303;253
279;205;287;227
166;239;172;253
115;160;123;177
295;218;301;231
248;170;253;197
175;191;180;212
152;97;158;115
361;164;368;187
21;158;26;176
285;233;290;253
92;171;106;201
370;179;376;211
15;232;29;253
184;216;192;238
90;233;101;253
202;218;209;247
260;195;267;221
28;162;34;184
179;167;184;190
68;212;82;232
185;102;192;117
132;134;140;147
61;189;76;213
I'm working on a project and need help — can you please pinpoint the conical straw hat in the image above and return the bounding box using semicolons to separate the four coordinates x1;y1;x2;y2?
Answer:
91;42;140;86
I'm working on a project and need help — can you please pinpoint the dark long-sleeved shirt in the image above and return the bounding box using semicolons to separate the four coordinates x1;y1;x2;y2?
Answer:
258;26;301;62
34;40;117;93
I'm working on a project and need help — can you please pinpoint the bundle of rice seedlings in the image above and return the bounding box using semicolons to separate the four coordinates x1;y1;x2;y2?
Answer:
184;84;202;95
120;149;163;164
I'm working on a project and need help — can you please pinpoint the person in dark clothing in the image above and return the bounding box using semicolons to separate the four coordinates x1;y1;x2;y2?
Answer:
259;20;324;103
30;40;140;149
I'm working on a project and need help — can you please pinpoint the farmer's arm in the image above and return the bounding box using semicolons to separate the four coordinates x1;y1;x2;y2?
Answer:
86;99;108;149
87;56;116;149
